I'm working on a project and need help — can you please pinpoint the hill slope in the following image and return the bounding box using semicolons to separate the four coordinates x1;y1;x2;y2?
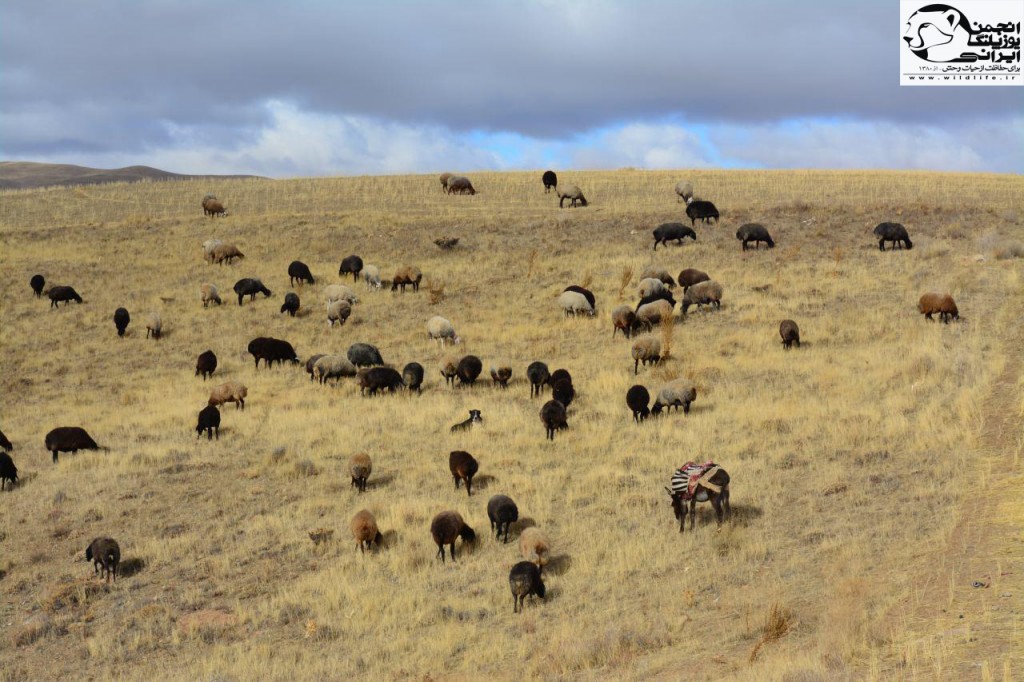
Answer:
0;161;262;190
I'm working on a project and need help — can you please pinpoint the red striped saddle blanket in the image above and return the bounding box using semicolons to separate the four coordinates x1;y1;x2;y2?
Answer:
670;461;719;501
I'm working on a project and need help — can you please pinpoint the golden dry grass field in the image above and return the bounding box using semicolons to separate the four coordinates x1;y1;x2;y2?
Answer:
1;169;1022;681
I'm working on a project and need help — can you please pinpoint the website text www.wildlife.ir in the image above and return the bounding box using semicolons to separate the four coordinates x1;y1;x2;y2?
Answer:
904;73;1020;81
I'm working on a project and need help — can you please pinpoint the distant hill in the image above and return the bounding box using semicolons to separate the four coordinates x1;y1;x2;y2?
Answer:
0;161;264;190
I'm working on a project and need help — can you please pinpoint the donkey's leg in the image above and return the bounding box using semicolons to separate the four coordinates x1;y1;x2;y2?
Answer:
690;497;698;530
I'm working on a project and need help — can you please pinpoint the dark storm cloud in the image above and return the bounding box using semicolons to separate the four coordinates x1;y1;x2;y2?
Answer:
2;0;1019;159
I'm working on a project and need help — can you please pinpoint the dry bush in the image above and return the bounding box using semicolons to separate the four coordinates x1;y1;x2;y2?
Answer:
618;265;634;300
994;242;1024;260
750;603;794;663
427;278;446;304
659;316;674;360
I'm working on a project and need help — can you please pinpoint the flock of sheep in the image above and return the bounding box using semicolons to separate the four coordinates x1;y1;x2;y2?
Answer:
0;174;962;615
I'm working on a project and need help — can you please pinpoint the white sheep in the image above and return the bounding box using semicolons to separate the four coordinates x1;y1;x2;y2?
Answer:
636;299;674;331
426;316;461;346
209;381;247;409
323;284;359;305
652;378;697;415
519;527;551;568
202;239;223;263
558;290;595;317
638;277;666;299
675;181;694;203
146;312;162;339
200;283;222;307
313;355;357;384
362;264;382;290
631;337;662;374
327;300;352;327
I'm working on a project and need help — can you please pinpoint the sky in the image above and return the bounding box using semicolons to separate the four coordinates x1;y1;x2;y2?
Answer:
1;0;1021;176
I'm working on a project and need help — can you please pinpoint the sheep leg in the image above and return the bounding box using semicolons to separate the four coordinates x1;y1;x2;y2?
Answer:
466;477;473;496
634;358;639;375
449;543;457;561
453;475;460;490
52;450;59;463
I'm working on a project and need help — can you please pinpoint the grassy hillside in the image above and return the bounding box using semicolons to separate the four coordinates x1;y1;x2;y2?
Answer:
1;170;1021;681
0;161;262;190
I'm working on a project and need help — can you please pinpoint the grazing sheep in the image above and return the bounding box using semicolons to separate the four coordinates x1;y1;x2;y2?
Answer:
626;385;651;423
327;299;352;327
287;260;316;286
635;299;674;331
675;181;694;203
323;284;359;305
202;195;225;216
434;236;460;250
195;349;217;380
196;405;220;440
736;223;775;250
450;409;482;432
339;255;363;282
447;176;476;195
439;172;453;192
527;362;550;398
350;453;372;492
686;200;719;225
780;319;801;349
211;243;244;265
542;170;557;193
638;278;666;299
208;381;247;410
313;354;358;384
48;285;82;307
145;312;162;339
403;362;425;392
202;239;223;263
874;222;913;251
348;343;384;367
233;278;272;305
427;316;461;346
519;527;551;568
430;510;476;562
509;561;546;613
639;267;676;288
305;354;325;382
652;222;697;250
113;308;130;337
651;379;697;415
0;451;17;490
45;426;100;463
558;290;595;317
0;430;11;451
280;292;300;317
556;184;588;208
391;265;422;293
456;355;483;386
635;290;677;313
550;368;573;387
200;283;222;307
551;379;574;408
351;509;383;553
449;450;479;496
918;292;959;323
487;495;519;543
359;367;405;395
612;305;638;339
441;357;459;387
677;268;710;292
362;264;382;290
563;285;596;310
85;537;120;582
30;274;45;298
540;400;568;440
490;364;512;389
248;337;299;368
681;280;723;314
631;337;662;375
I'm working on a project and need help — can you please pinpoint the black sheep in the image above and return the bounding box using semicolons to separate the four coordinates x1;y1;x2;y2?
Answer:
549;368;573;387
30;274;45;298
430;511;476;562
456;355;483;386
247;337;299;368
873;222;913;251
551;379;575;409
233;278;272;305
487;495;519;543
634;291;676;313
287;260;316;285
677;268;711;292
0;451;17;490
45;426;100;463
347;342;384;367
652;222;697;250
280;292;300;317
736;223;775;250
509;561;546;613
0;429;11;451
780;320;801;349
359;367;404;395
686;200;719;226
540;400;568;440
196;405;220;440
542;170;557;193
402;362;424;392
113;307;130;337
563;285;596;311
339;255;363;282
626;385;651;423
48;285;82;307
85;537;120;582
195;349;217;380
527;361;550;398
449;451;479;496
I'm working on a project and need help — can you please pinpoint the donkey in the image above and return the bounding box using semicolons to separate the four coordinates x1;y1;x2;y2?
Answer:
665;464;731;533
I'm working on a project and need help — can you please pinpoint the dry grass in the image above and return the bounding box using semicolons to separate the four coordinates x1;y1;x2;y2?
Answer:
0;169;1022;681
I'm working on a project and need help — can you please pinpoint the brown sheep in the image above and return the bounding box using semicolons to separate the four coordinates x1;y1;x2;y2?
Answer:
208;381;247;410
439;172;453;192
612;305;638;338
391;266;423;292
440;357;459;387
211;243;244;265
779;320;801;348
449;451;479;496
85;537;120;582
490;364;512;389
631;337;662;375
635;299;673;332
350;509;383;553
430;510;476;562
519;527;551;569
918;293;959;323
350;453;372;492
677;268;710;292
